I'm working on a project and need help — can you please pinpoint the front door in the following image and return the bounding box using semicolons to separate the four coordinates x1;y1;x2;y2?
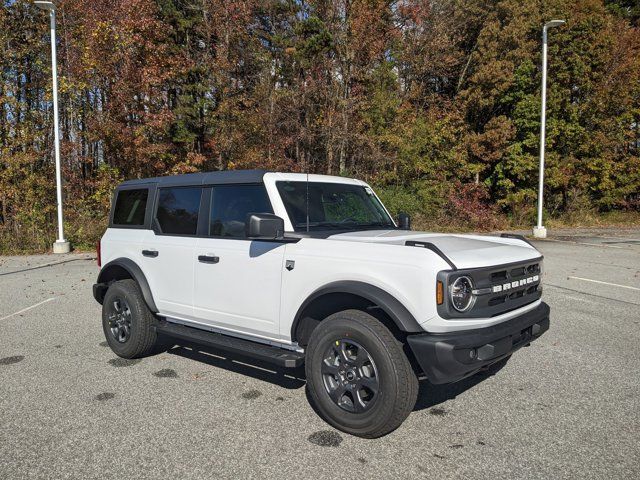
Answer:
193;184;285;339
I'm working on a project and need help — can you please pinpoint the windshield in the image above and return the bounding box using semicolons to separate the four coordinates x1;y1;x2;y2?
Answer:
276;181;395;232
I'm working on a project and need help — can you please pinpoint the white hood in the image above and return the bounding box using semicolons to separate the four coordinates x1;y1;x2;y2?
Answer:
328;230;540;269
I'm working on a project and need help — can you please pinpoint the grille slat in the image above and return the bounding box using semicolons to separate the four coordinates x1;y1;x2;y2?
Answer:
491;271;508;281
510;267;526;277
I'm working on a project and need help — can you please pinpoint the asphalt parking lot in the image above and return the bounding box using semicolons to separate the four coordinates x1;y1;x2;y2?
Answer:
1;228;639;479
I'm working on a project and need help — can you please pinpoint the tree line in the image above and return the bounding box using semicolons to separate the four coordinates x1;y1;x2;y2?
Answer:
1;0;639;252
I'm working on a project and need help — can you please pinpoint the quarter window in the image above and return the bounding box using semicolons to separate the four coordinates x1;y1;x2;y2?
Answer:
210;185;273;238
156;187;202;235
113;189;148;226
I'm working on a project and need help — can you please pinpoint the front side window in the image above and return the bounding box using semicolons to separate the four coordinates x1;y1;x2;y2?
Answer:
210;184;273;238
276;181;394;231
156;187;202;235
113;189;148;226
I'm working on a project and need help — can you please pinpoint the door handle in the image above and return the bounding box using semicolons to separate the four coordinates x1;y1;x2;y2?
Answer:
198;254;219;264
142;249;159;258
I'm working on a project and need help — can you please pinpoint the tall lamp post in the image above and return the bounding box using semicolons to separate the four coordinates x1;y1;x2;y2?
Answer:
533;19;565;239
35;1;70;253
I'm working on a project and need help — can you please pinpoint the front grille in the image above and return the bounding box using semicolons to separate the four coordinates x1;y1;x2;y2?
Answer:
486;261;541;315
436;257;543;319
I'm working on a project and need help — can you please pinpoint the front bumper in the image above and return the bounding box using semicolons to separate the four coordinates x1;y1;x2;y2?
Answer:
407;302;550;384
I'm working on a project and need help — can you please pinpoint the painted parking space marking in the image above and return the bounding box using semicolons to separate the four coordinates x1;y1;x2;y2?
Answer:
0;256;93;277
541;238;627;249
567;276;640;292
546;284;640;306
0;297;56;321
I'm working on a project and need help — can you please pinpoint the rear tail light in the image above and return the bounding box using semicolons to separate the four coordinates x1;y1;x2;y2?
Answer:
96;241;101;267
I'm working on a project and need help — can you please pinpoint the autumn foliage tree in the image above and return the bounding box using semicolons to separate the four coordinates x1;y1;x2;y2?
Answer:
1;0;639;251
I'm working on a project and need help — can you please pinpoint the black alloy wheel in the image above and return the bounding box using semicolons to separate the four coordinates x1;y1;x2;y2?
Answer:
107;296;133;343
322;339;379;413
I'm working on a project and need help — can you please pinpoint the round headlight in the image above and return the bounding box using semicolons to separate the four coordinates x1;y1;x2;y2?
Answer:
450;276;475;312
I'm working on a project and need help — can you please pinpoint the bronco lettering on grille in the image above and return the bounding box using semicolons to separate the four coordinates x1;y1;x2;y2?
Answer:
492;275;539;293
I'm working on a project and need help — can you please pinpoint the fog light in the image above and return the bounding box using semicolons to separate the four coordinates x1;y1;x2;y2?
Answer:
469;348;477;359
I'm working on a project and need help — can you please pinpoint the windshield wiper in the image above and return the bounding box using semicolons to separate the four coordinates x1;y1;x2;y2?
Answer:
294;222;351;230
294;221;394;230
358;222;395;228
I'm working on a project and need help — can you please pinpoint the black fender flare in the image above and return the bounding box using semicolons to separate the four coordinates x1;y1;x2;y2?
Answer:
94;258;158;313
291;280;423;341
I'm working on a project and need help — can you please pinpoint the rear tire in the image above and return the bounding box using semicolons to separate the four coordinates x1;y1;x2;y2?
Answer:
102;279;163;359
305;309;418;438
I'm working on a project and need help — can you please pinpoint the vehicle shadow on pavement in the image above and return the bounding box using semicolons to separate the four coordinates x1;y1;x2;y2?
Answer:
413;361;508;412
414;375;489;412
167;343;506;409
167;344;306;389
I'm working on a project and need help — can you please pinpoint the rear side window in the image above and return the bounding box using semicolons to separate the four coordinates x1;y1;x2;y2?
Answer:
210;185;273;238
113;189;148;226
156;187;202;235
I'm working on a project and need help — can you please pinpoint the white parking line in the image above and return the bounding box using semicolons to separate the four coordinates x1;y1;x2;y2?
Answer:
0;256;94;276
590;236;640;242
567;276;640;292
542;238;626;249
0;297;56;321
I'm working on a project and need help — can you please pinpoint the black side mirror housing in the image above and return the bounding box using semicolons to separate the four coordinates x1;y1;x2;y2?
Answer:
246;213;285;240
398;213;411;230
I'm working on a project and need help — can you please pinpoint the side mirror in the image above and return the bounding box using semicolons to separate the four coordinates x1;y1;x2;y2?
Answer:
398;213;411;230
246;213;285;240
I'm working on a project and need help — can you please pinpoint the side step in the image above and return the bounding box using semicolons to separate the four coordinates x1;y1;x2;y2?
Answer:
154;322;305;368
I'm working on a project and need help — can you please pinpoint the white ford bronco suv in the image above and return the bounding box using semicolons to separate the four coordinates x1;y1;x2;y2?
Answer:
94;170;549;438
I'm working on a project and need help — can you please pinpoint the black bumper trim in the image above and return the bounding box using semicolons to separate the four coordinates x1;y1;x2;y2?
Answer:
407;302;550;384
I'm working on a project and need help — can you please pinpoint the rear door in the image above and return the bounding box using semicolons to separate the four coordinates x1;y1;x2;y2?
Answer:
140;185;205;320
193;184;285;339
103;186;152;265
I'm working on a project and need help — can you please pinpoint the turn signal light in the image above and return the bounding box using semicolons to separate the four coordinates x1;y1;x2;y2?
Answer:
436;281;444;305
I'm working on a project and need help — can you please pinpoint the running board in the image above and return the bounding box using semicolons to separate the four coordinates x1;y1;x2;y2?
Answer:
154;322;305;368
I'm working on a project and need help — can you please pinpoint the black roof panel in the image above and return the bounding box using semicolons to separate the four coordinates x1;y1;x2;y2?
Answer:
119;169;269;188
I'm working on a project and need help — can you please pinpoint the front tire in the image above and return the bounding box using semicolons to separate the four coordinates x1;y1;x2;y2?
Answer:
305;309;418;438
102;279;162;359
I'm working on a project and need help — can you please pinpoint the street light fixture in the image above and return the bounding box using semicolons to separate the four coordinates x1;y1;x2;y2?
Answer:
35;1;70;253
533;19;566;239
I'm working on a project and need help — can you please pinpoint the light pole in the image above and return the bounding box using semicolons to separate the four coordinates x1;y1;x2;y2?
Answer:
533;19;565;239
35;1;70;253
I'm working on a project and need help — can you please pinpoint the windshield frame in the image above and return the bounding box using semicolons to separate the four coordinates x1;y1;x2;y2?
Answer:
275;180;397;232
